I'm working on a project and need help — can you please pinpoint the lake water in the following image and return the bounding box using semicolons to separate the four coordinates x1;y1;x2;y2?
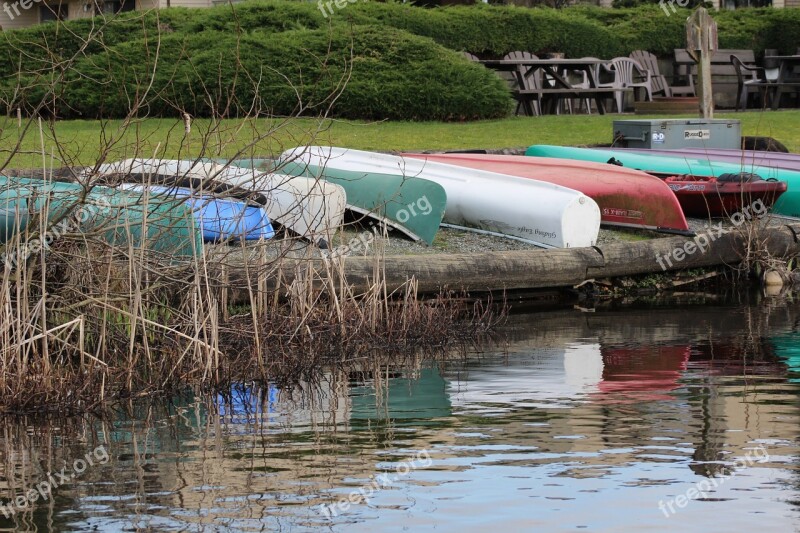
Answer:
2;293;800;532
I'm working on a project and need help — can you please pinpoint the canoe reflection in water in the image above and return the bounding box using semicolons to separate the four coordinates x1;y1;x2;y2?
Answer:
593;344;691;403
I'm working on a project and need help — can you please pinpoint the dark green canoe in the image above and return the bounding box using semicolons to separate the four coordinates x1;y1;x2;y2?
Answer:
217;158;447;245
0;177;202;259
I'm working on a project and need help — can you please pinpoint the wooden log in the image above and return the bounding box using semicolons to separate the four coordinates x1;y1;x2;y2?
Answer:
221;223;800;297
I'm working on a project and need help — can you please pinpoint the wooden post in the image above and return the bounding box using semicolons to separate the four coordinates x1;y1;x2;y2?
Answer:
686;8;718;119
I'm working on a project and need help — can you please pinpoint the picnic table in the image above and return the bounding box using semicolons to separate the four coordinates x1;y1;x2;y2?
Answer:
764;55;800;110
480;58;617;116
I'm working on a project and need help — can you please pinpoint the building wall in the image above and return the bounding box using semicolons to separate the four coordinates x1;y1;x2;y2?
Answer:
2;0;797;32
68;0;95;21
169;0;212;8
0;0;40;31
0;0;211;31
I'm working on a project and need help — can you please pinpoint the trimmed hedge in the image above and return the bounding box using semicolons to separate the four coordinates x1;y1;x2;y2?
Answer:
183;2;800;58
46;25;513;120
4;1;800;121
574;5;800;57
183;2;628;58
0;9;204;79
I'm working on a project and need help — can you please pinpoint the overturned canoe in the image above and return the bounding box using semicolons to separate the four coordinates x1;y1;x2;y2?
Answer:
602;147;800;173
93;159;344;247
274;158;446;246
402;152;689;234
0;177;202;258
281;147;601;249
118;184;274;242
208;166;346;248
217;156;446;245
525;145;800;218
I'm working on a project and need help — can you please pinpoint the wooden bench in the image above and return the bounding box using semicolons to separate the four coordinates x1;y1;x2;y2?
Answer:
674;49;757;107
515;88;622;114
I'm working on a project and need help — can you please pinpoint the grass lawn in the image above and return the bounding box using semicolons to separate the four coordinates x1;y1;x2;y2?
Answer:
2;110;800;169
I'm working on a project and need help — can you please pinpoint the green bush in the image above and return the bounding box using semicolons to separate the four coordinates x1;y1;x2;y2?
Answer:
185;0;329;33
4;1;800;121
50;25;513;121
0;9;203;79
361;3;626;57
575;5;800;57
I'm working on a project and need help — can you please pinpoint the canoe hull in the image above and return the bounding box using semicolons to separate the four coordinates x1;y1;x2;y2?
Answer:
119;185;274;242
275;160;446;245
97;159;340;245
282;147;601;249
664;177;788;218
216;156;446;245
0;177;202;257
526;145;800;218
402;153;689;233
604;148;800;173
211;168;346;247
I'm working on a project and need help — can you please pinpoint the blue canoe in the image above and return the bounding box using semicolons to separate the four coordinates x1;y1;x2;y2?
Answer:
120;184;274;242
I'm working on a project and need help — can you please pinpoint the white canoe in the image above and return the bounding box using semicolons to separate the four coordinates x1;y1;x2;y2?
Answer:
92;159;346;247
280;147;600;248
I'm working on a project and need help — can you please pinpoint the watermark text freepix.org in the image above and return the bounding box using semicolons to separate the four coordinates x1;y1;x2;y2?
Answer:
659;0;693;17
0;445;109;518
321;195;433;260
317;0;363;19
1;198;111;270
3;0;47;21
658;445;769;517
317;449;432;518
655;199;767;271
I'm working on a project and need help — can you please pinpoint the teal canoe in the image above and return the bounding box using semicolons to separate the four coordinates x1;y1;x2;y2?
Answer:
0;177;202;259
220;158;448;245
771;333;800;383
525;145;800;218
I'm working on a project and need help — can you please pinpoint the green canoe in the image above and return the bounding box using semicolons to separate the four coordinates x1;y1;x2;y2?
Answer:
219;158;447;245
525;145;800;218
770;333;800;383
0;177;202;260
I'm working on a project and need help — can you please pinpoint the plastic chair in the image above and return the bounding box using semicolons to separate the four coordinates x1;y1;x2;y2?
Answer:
597;57;653;112
731;54;773;110
630;50;695;97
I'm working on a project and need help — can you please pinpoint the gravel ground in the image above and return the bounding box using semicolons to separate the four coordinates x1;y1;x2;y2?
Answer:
218;224;675;260
224;211;791;260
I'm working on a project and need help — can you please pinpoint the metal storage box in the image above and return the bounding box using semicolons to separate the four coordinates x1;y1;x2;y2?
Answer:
612;119;741;150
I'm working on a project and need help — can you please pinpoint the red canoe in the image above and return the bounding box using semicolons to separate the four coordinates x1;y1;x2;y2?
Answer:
403;153;690;234
664;174;787;218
